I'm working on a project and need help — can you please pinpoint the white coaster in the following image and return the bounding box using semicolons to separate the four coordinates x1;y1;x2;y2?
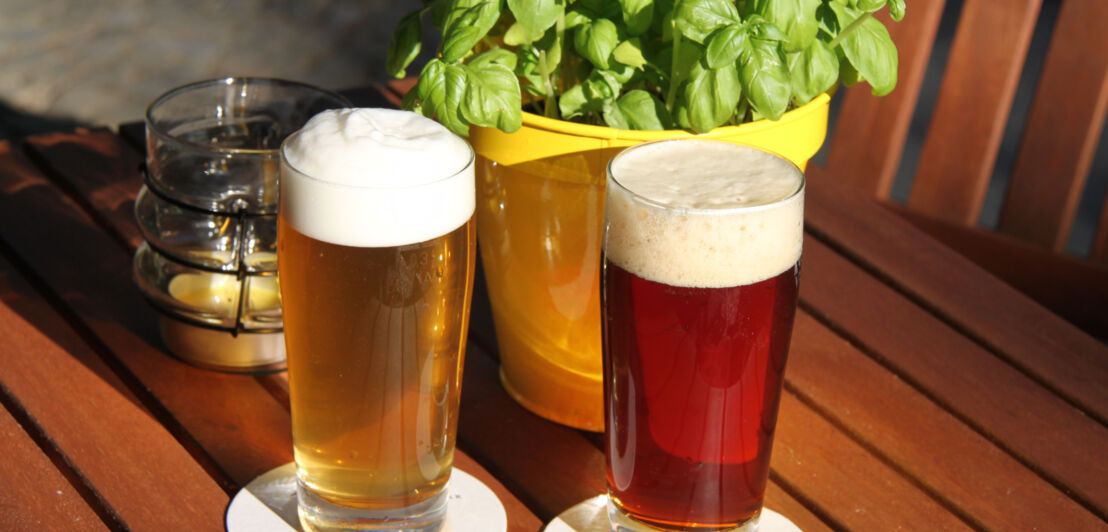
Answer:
544;495;801;532
226;463;507;531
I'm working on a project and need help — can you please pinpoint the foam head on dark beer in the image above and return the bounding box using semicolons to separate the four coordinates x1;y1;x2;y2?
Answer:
605;140;803;288
280;108;475;248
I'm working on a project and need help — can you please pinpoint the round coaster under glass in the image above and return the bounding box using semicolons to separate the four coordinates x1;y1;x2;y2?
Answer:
226;463;506;532
544;496;801;532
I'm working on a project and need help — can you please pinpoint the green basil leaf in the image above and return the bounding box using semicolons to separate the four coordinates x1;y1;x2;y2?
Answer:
705;23;745;69
613;38;648;69
619;0;655;36
461;63;523;133
441;1;500;63
536;28;563;75
574;18;619;69
564;8;593;30
855;0;886;14
504;22;540;46
673;0;739;44
684;60;741;132
441;64;471;135
579;0;622;18
558;83;592;119
616;89;673;129
417;59;447;118
787;38;838;105
739;38;791;120
469;48;519;70
888;0;905;21
386;9;423;79
756;0;819;52
401;82;422;114
601;101;632;129
508;0;565;36
829;2;898;96
585;69;623;101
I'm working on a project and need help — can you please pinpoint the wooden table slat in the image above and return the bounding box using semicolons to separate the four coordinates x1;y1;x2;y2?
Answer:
805;177;1108;425
0;257;227;530
0;142;295;488
0;403;107;531
772;393;971;531
790;307;1104;528
800;238;1108;519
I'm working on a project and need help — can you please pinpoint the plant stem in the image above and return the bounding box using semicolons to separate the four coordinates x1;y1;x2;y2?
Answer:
537;49;556;118
828;12;872;49
665;23;682;113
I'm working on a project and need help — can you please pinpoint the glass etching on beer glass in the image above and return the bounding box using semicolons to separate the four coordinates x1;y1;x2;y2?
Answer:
278;108;475;531
602;139;803;531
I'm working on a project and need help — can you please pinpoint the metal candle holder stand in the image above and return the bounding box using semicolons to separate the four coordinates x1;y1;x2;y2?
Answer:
136;163;281;337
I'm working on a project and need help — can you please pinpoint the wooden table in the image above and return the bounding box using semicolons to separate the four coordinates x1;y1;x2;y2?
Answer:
0;86;1105;531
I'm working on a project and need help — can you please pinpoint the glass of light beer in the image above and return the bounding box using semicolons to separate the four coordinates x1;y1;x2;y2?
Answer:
602;139;803;531
278;108;476;531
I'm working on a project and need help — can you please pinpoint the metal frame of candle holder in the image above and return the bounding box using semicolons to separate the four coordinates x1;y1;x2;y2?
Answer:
136;163;282;337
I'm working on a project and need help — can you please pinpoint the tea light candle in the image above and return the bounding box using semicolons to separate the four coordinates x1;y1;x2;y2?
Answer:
160;270;285;372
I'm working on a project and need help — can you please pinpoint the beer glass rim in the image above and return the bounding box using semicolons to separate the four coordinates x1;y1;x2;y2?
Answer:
279;127;477;192
145;77;352;157
606;139;805;215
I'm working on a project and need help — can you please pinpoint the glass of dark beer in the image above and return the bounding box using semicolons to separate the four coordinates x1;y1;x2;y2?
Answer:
602;139;803;531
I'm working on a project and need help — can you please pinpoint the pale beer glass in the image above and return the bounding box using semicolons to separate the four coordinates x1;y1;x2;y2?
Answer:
278;109;476;531
602;140;803;531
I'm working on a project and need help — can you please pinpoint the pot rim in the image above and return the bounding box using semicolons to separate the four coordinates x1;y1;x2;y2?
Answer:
513;92;831;140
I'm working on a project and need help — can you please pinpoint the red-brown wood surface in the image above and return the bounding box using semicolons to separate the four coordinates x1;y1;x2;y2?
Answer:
23;128;145;248
815;0;945;196
0;405;106;531
0;259;228;529
892;205;1108;337
800;239;1108;522
998;0;1108;251
806;176;1108;426
907;0;1041;224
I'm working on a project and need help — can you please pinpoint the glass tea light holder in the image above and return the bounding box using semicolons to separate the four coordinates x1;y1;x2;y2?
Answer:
133;77;349;373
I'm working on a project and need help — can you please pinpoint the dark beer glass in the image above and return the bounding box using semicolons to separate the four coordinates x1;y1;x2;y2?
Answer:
602;139;804;531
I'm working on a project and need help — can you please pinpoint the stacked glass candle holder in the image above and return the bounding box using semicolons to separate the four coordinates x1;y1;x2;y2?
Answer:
133;78;349;373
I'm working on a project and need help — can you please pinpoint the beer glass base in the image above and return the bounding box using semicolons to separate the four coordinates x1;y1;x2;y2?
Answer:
543;496;801;532
227;463;507;532
296;481;447;532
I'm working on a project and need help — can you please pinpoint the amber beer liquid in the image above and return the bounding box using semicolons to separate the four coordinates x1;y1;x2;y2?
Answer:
278;108;475;531
602;140;804;531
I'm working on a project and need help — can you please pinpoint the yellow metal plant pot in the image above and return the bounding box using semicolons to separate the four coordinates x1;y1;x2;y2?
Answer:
470;93;830;431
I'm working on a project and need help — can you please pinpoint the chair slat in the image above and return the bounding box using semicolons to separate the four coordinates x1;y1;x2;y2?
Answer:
816;0;946;196
907;0;1042;224
998;0;1108;251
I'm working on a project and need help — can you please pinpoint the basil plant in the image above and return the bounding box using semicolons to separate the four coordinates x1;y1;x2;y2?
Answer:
387;0;904;135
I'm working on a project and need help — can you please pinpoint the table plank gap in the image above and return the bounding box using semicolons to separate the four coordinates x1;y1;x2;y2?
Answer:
0;266;229;529
0;388;120;531
782;379;989;531
796;239;1108;521
804;222;1107;427
0;230;239;496
766;471;849;532
803;178;1108;426
20;129;143;253
0;141;297;489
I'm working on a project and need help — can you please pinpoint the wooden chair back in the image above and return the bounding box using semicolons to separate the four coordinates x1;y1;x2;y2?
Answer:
812;0;1108;259
808;0;1108;336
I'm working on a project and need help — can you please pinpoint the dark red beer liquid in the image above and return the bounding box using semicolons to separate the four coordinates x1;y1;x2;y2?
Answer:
602;260;799;529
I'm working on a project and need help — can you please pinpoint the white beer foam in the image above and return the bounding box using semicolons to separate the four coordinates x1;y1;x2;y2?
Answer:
605;140;803;288
281;108;474;247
